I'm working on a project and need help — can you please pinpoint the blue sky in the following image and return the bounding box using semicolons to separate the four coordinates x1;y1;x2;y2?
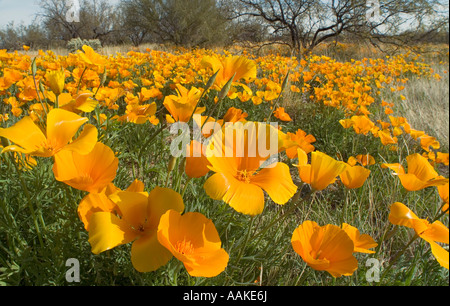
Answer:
0;0;121;28
0;0;41;27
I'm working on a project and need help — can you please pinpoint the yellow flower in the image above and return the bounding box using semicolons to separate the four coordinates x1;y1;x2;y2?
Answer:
157;210;229;277
273;107;292;122
56;92;99;114
163;84;204;122
382;153;448;191
78;45;107;68
291;221;358;278
88;187;185;272
281;129;316;159
341;223;377;253
52;142;119;193
389;202;449;269
203;122;297;215
201;55;257;93
295;149;348;191
438;182;449;214
0;108;97;157
118;103;158;125
45;69;65;96
339;163;371;189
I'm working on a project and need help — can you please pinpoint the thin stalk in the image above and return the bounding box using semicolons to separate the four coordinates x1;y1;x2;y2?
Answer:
138;123;167;161
234;216;256;267
8;152;44;249
379;233;419;282
180;177;192;198
266;71;290;123
252;190;315;244
31;58;48;118
76;67;88;94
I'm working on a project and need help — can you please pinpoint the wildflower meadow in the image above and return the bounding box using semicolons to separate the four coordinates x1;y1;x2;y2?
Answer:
0;42;448;288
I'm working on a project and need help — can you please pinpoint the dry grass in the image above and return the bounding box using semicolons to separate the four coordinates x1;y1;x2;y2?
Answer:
397;64;449;151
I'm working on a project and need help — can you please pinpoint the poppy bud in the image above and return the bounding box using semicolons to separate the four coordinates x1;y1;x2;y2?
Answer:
168;156;178;173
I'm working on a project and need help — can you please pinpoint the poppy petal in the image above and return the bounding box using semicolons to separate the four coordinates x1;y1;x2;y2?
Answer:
131;233;173;272
0;116;46;155
62;123;98;155
46;108;88;151
88;212;136;254
428;240;449;269
252;162;297;204
146;187;185;230
110;191;149;231
78;192;117;231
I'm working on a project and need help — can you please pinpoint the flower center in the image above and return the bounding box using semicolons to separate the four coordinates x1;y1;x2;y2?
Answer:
311;249;323;260
175;238;195;255
236;170;254;183
40;138;59;153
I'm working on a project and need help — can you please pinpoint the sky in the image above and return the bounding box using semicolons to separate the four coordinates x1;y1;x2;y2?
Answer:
0;0;41;27
0;0;121;28
1;0;448;29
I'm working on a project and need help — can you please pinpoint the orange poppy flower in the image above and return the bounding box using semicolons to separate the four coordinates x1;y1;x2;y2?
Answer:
420;135;440;152
358;154;376;166
339;118;354;129
291;221;358;277
282;129;316;159
203;122;297;215
157;210;229;277
339;163;371;189
273;107;292;122
378;130;398;146
118;102;159;125
340;223;377;253
438;182;449;214
53;92;99;114
389;202;449;269
88;187;185;272
382;153;448;191
185;140;211;178
45;69;65;96
163;84;204;122
222;107;248;123
295;149;348;191
201;55;257;92
52;142;119;193
351;115;375;135
78;45;107;69
78;179;145;231
0;108;97;157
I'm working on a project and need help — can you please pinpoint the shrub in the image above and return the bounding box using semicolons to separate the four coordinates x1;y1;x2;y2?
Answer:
67;38;102;53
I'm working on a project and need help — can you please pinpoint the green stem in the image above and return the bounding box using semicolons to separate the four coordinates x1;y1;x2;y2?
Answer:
137;123;167;161
180;177;192;198
200;95;225;131
379;233;419;283
252;190;314;243
76;67;88;94
234;216;256;267
8;153;44;249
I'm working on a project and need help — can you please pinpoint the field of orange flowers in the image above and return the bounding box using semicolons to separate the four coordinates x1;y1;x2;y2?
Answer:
0;44;448;286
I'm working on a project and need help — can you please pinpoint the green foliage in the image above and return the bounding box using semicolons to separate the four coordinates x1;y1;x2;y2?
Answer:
67;38;102;53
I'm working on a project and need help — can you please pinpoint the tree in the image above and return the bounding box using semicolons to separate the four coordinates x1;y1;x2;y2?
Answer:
119;0;233;47
37;0;120;44
0;21;49;50
231;0;448;56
